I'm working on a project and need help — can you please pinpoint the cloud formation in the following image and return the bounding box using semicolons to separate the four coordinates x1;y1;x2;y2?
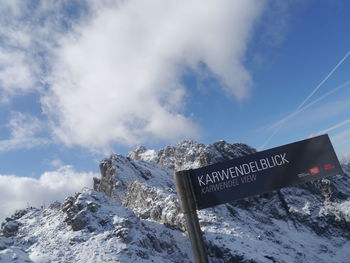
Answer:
0;112;50;152
0;165;97;222
0;50;35;101
1;0;265;151
42;0;264;150
0;0;67;100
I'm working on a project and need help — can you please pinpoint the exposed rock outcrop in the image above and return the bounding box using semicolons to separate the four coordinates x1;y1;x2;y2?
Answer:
1;140;349;262
127;140;256;170
94;140;350;262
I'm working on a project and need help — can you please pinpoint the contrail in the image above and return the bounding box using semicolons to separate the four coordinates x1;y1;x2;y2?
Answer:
259;50;350;150
271;79;350;130
259;79;350;150
297;50;350;110
313;119;350;136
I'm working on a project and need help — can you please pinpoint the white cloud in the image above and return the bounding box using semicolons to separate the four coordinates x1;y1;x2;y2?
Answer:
0;2;43;99
0;0;92;101
42;0;264;150
0;0;265;151
50;159;65;168
0;0;24;17
0;112;50;152
0;165;98;222
0;49;35;101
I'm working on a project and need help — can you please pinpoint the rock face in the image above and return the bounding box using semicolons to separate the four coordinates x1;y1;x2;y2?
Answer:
94;140;256;231
127;140;256;171
0;189;192;262
1;140;350;263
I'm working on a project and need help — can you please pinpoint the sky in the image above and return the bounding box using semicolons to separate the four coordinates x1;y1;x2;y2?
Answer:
0;0;350;220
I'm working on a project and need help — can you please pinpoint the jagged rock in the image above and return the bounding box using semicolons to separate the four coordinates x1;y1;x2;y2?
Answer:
122;181;185;230
128;140;256;170
48;201;61;209
96;154;174;201
1;221;20;238
0;189;192;262
61;190;108;231
93;177;101;192
95;140;350;262
1;140;350;262
4;209;28;222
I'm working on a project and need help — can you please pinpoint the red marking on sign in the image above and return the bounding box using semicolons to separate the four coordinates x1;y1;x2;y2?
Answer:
323;164;335;170
309;166;320;175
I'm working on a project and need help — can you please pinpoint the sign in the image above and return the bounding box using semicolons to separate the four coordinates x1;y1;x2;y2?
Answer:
188;134;343;210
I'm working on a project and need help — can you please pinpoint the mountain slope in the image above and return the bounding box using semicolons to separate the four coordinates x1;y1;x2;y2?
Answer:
0;189;192;263
1;140;350;262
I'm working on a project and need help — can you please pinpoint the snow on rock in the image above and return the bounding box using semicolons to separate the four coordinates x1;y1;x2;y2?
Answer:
96;140;350;262
0;189;192;263
95;154;174;199
128;140;256;171
0;247;31;262
1;140;350;262
122;180;185;231
343;161;350;175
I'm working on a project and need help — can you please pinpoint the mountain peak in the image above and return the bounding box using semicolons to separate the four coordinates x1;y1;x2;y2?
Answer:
127;140;256;171
1;140;350;262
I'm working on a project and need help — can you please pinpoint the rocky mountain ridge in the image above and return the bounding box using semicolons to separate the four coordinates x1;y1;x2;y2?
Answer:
1;140;350;262
127;140;256;171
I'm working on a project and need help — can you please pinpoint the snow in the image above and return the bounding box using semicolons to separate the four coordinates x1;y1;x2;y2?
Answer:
1;140;350;262
1;189;192;262
138;150;158;163
0;247;31;263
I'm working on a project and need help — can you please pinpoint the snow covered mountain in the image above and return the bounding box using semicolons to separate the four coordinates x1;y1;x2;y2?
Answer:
1;140;350;262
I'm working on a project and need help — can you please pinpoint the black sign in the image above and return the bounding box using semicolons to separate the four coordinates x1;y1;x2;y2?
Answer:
188;134;343;210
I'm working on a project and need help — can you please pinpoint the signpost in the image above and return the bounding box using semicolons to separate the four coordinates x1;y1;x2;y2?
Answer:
173;134;343;263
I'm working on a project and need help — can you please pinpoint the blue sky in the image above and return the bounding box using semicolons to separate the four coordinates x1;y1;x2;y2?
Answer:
185;1;350;155
0;0;349;219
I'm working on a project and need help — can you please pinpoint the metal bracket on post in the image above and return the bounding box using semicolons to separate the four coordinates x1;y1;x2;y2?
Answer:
173;170;209;263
